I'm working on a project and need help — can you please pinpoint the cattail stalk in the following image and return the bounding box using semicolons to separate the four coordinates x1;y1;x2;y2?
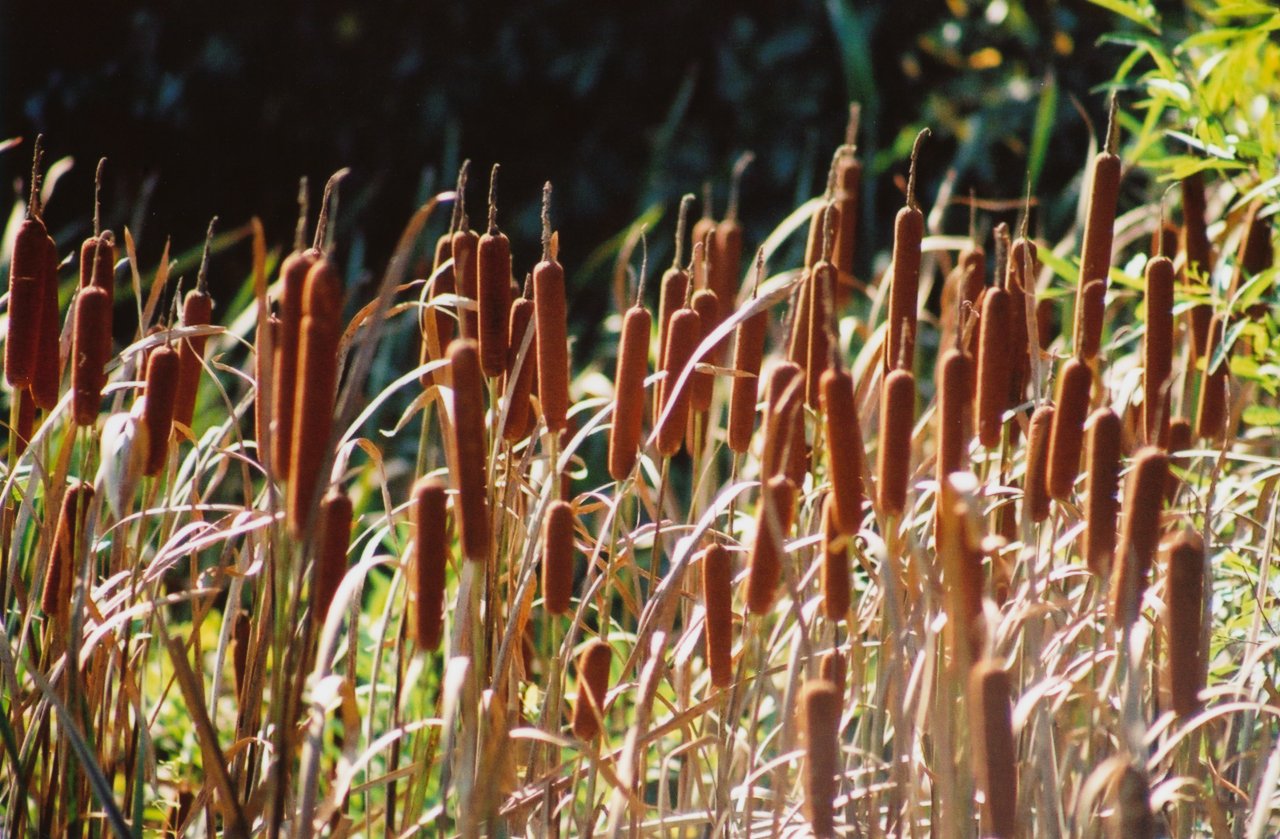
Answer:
877;369;915;517
412;478;448;651
801;680;841;839
701;544;734;688
447;340;490;561
572;639;613;741
1110;447;1168;627
1084;408;1122;577
1046;358;1092;500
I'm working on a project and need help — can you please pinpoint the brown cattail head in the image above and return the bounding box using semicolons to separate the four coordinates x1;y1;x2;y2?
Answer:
759;362;803;482
935;349;973;482
447;340;491;561
502;297;537;442
608;305;651;481
654;307;701;457
70;285;113;426
1025;404;1056;523
412;478;449;651
272;248;320;482
1195;314;1229;442
1164;416;1192;503
805;258;837;407
477;165;512;378
727;257;769;453
420;232;457;380
820;495;851;621
1180;173;1213;357
141;345;179;476
1074;102;1122;360
534;184;571;432
877;368;915;517
453;226;480;340
1047;358;1093;500
1005;236;1036;404
1164;528;1206;717
79;232;116;299
42;481;95;620
689;289;720;412
940;245;984;356
1035;297;1055;351
1104;760;1155;839
1084;408;1123;577
1230;199;1274;304
975;286;1011;448
833;142;861;303
701;543;734;688
969;662;1018;839
571;638;613;741
745;475;797;615
5;212;50;387
31;232;63;410
821;366;865;535
819;649;847;697
231;610;251;699
886;129;928;372
173;287;214;431
1143;255;1175;445
287;259;343;537
707;151;751;326
692;185;716;280
801;679;841;839
541;499;575;616
1111;447;1168;628
312;490;353;626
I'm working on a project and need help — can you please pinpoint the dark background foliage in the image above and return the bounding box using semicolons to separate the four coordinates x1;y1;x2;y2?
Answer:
3;0;1118;349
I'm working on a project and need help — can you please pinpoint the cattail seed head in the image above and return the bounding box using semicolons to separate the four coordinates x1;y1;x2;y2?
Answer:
745;475;797;615
1005;237;1036;404
71;286;113;426
141;345;179;476
312;491;353;626
1035;298;1055;351
412;478;449;651
1164;416;1191;503
935;349;973;483
287;260;343;537
272;249;319;482
5;215;49;388
701;543;734;688
1074;278;1107;361
533;212;570;432
654;307;701;457
1025;404;1056;523
1110;447;1168;628
801;679;841;838
887;203;923;373
1180;174;1213;358
727;294;769;454
42;481;94;620
1164;529;1206;717
759;362;803;482
877;369;915;517
173;288;213;431
477;168;512;378
1104;759;1155;839
1047;358;1093;500
1084;408;1123;577
1074;115;1121;360
541;500;575;616
819;649;846;697
1195;314;1229;442
79;233;116;299
502;297;537;442
975;287;1011;448
936;473;985;662
447;339;490;561
608;305;651;481
969;662;1018;839
1143;255;1175;445
689;289;720;413
232;610;251;699
655;267;689;407
31;233;63;410
452;227;480;340
821;366;865;535
805;260;837;407
820;495;851;621
572;638;613;741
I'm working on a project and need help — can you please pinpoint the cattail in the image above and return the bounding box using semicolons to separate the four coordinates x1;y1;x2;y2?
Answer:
541;500;575;616
1164;416;1191;503
833;111;862;298
936;474;984;661
412;478;448;651
79;233;116;301
745;475;797;615
607;304;651;481
886;129;928;372
312;491;353;626
1230;199;1274;300
701;543;734;688
877;369;915;517
940;244;984;356
1195;314;1228;441
447;340;490;561
805;213;838;407
655;196;695;414
287;259;343;537
1035;298;1055;351
708;152;752;332
1143;254;1174;445
571;638;613;741
451;162;480;341
969;662;1018;839
272;248;319;482
801;679;841;839
1073;97;1122;360
688;289;720;413
821;365;865;536
42;481;94;620
419;232;457;387
1180;173;1212;357
935;349;973;482
654;307;700;457
1084;408;1122;577
975;287;1011;448
1006;236;1036;404
231;610;251;698
1047;358;1093;500
5;211;49;387
1164;529;1206;717
70;286;113;426
819;649;846;697
728;254;769;454
255;315;279;465
820;496;850;621
141;345;179;476
1105;760;1155;839
31;232;63;411
759;362;803;481
1110;447;1167;628
174;220;217;431
1025;404;1055;523
502;296;536;442
477;165;512;378
13;388;35;457
532;183;571;431
691;183;716;284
